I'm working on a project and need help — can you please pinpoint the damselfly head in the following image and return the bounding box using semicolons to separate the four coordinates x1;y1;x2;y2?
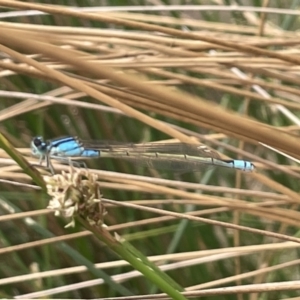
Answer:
31;136;47;156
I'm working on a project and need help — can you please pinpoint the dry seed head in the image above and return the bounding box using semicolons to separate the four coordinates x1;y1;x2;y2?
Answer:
44;167;106;227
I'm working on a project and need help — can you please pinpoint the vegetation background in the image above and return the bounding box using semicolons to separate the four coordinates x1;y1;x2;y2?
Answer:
1;0;300;299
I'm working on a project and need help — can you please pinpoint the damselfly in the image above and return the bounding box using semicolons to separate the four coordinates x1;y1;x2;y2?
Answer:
31;136;255;174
